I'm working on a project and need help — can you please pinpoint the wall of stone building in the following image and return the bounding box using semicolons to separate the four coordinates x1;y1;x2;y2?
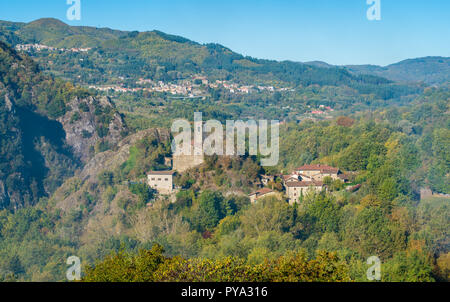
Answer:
287;187;301;204
298;170;339;181
173;154;204;173
420;188;433;199
313;173;339;181
298;170;319;178
164;157;173;168
420;187;450;200
147;175;173;194
312;174;325;181
287;186;322;205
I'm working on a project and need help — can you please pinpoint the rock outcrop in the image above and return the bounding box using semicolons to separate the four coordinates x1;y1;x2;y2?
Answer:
58;95;127;163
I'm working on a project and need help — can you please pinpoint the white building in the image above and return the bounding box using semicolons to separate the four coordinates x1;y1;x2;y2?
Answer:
147;171;175;194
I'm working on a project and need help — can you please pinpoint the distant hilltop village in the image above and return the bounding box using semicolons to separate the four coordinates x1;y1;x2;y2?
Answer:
88;77;293;98
14;44;291;97
15;44;335;117
15;43;91;53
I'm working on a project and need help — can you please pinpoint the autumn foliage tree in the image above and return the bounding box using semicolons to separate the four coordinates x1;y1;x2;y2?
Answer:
83;244;350;282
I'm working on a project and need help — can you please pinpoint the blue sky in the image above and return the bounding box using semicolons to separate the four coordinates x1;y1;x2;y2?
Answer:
0;0;449;65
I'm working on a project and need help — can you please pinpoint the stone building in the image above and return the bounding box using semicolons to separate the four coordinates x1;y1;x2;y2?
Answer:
295;164;341;181
282;174;301;183
172;118;204;172
285;181;323;205
164;157;173;168
147;171;175;194
173;154;204;172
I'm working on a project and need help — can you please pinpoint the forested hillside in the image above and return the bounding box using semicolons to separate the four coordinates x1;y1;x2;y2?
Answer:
81;91;449;282
307;57;450;85
0;20;448;283
1;87;448;281
0;19;125;47
345;57;450;85
0;18;423;101
2;18;435;133
0;41;126;210
278;88;450;195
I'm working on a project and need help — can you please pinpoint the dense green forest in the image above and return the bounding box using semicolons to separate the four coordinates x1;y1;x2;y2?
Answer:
110;81;422;132
83;244;351;282
1;89;448;281
0;20;448;282
0;41;125;210
80;89;449;282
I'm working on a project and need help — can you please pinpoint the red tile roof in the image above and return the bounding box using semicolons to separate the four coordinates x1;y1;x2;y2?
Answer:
249;188;274;197
282;175;299;181
148;171;175;176
296;164;339;174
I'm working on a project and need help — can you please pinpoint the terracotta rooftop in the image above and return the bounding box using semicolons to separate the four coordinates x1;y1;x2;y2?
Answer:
296;164;339;173
249;188;274;196
148;171;175;176
297;173;313;179
282;174;299;181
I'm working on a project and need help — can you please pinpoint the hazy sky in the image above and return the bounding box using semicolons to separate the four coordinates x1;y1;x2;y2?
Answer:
0;0;449;65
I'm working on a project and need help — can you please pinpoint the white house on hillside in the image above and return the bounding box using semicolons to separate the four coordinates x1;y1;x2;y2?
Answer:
147;171;175;194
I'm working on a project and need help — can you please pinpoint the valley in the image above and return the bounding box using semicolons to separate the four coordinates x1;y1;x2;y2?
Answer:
0;18;448;282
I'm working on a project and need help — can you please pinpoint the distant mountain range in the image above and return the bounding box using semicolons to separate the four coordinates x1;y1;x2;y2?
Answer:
307;57;450;85
0;18;446;88
1;18;447;86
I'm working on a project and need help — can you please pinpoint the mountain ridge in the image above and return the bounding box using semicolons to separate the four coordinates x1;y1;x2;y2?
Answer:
1;18;447;85
343;56;450;85
0;18;395;87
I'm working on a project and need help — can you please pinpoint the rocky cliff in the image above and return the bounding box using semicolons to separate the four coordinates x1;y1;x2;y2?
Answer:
58;95;127;162
0;41;128;209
